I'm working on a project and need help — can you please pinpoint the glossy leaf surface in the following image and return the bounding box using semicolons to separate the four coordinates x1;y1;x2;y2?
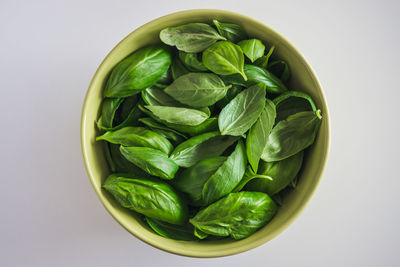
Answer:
165;73;230;107
238;39;265;63
190;191;277;239
262;110;322;162
96;127;173;155
212;20;247;43
218;83;266;136
160;23;226;53
170;132;238;167
120;146;179;179
246;99;276;172
103;174;188;225
203;41;247;80
104;45;172;97
202;140;247;205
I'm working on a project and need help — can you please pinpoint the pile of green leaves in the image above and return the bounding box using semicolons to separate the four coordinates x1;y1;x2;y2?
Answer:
96;20;322;241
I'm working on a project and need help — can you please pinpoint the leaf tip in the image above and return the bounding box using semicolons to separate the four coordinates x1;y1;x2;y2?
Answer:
316;109;322;119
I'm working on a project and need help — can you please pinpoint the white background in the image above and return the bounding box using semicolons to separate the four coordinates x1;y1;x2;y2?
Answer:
1;0;399;266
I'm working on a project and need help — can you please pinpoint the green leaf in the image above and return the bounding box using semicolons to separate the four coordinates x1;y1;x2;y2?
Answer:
222;64;288;94
97;96;142;131
194;228;208;239
254;45;275;68
273;91;317;122
164;73;231;107
190;191;277;239
171;56;189;80
156;67;172;86
166;117;219;136
246;151;304;195
104;45;172;97
97;98;124;129
202;41;247;80
212;20;248;43
262;110;322;162
139;105;218;136
120;146;179;179
232;165;272;192
96;127;173;155
160;23;226;53
138;117;187;144
170;132;239;168
144;105;209;126
108;144;149;176
103;174;188;225
178;51;208;71
237;39;265;63
173;156;226;206
218;83;266;136
246;99;276;172
202;140;247;205
138;117;187;138
216;84;242;109
141;87;183;107
145;217;197;241
268;60;290;82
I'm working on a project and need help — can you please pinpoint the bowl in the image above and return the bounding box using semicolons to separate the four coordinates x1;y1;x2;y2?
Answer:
81;9;330;257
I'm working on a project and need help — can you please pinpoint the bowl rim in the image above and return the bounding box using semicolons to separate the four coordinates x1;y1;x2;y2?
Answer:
81;8;330;258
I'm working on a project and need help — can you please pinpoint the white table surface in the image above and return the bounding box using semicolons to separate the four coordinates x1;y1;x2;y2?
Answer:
2;0;399;266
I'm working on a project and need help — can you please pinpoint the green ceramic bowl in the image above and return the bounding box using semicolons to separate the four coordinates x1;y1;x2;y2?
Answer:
81;9;330;257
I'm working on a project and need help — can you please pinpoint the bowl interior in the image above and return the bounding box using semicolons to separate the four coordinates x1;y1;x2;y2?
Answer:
81;9;330;257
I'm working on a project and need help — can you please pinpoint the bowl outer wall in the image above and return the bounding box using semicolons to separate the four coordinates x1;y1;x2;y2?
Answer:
81;9;330;258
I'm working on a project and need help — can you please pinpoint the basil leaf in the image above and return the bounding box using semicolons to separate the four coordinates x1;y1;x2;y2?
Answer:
202;41;247;80
104;142;116;172
246;99;276;172
160;23;226;53
202;140;247;205
141;87;183;107
120;146;179;179
268;60;290;82
104;45;172;97
165;73;231;107
138;117;187;145
238;39;265;63
138;117;187;138
139;105;217;136
190;191;277;239
216;84;242;109
108;144;149;176
145;217;197;241
166;117;219;136
178;51;208;71
262;110;322;162
254;45;275;68
212;19;247;43
232;165;272;192
97;96;141;131
171;56;189;80
194;228;208;239
170;132;239;167
218;83;266;136
273;91;317;122
246;151;304;195
97;98;124;129
96;127;173;155
103;174;188;225
156;67;172;86
222;64;288;94
144;105;209;126
173;156;227;206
